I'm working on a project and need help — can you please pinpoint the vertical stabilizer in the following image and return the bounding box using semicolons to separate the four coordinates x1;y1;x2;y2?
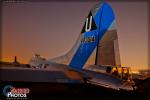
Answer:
50;1;121;70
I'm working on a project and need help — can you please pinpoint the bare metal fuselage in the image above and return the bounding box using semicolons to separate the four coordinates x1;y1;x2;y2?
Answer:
0;61;134;91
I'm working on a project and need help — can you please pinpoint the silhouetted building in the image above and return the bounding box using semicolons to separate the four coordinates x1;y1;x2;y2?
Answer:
13;56;20;65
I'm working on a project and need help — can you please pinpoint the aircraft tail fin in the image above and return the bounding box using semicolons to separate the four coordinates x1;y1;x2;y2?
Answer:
50;1;121;70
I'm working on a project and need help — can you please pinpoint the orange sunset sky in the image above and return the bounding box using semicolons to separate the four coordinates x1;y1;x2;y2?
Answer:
1;1;149;71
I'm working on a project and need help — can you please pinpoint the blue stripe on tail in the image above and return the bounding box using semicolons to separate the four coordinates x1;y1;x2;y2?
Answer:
69;2;115;70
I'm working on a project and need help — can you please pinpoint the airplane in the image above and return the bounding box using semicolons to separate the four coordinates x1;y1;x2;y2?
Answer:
27;1;135;91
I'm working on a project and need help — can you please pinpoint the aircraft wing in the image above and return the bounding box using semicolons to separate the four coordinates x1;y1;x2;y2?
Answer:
0;61;83;83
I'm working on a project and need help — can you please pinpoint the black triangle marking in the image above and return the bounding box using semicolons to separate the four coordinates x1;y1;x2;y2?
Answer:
81;12;97;34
